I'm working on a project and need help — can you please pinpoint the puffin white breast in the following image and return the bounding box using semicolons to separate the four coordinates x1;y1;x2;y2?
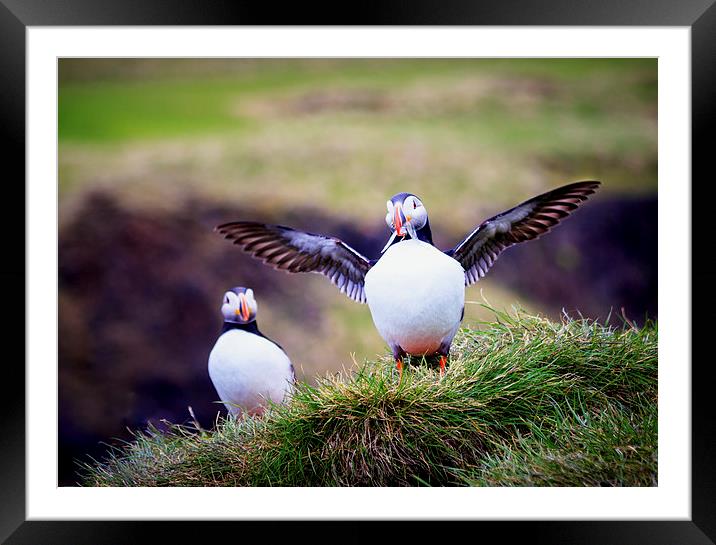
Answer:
208;329;294;416
364;239;465;355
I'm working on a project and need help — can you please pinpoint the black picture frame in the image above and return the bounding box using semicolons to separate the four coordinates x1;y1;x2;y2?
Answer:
2;1;713;543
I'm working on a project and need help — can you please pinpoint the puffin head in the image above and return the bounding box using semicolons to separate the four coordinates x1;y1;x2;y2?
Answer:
382;192;428;252
221;287;258;323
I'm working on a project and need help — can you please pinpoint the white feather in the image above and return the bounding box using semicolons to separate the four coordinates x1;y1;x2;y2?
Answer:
381;231;398;253
208;330;294;416
364;239;465;356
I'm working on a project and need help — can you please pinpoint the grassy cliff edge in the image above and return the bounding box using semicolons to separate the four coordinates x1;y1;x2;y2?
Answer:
81;307;657;487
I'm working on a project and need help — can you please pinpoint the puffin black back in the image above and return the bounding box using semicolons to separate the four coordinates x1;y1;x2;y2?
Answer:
220;320;285;352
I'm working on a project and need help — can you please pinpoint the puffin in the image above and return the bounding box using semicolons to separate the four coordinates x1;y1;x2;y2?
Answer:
208;286;295;416
215;181;600;377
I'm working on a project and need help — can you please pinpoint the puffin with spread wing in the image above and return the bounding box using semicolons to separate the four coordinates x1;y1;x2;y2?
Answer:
216;181;600;377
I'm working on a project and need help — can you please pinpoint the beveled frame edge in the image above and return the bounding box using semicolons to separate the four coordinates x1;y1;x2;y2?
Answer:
3;1;714;543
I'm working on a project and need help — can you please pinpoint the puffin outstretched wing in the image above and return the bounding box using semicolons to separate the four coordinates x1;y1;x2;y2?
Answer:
215;221;372;303
445;181;600;286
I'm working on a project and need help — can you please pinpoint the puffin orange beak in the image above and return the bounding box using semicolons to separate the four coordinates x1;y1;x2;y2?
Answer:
394;203;406;237
236;293;251;321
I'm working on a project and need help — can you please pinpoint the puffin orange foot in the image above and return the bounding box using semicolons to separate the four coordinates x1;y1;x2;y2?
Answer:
439;356;447;377
396;358;403;380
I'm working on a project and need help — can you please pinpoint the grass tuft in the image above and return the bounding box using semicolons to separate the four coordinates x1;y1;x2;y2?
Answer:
80;307;657;487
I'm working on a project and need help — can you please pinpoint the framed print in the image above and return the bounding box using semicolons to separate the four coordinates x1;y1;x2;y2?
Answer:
3;1;714;543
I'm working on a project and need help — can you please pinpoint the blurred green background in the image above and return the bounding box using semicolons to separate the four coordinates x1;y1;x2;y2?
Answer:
58;58;657;485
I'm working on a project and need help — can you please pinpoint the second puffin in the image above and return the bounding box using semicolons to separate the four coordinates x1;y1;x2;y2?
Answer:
216;181;600;377
208;287;295;416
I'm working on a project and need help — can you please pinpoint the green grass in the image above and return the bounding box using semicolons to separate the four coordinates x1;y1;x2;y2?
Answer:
59;58;657;229
81;307;657;487
59;58;656;145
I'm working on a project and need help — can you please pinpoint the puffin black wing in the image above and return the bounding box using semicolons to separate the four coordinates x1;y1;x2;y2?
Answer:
215;221;372;303
446;181;600;286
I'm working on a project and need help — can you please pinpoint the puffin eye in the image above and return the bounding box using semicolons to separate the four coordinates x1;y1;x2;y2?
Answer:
413;200;418;209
